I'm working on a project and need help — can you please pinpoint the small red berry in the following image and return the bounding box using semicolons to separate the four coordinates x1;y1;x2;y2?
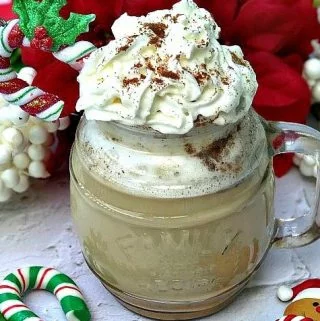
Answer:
40;37;53;51
31;36;53;51
34;26;48;40
8;24;24;48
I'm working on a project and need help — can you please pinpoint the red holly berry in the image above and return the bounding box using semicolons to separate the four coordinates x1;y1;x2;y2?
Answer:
34;26;48;40
8;24;24;48
31;37;53;51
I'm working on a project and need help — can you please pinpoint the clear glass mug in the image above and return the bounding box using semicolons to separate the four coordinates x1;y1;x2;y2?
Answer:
70;109;320;320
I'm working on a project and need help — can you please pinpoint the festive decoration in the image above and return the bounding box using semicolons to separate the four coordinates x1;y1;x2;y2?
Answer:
0;67;69;202
0;19;66;120
304;57;320;103
13;0;95;52
293;154;318;178
0;266;91;321
0;0;96;122
277;279;320;321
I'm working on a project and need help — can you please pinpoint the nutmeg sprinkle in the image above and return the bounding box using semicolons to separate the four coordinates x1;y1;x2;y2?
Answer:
143;22;167;38
123;77;140;87
157;66;180;80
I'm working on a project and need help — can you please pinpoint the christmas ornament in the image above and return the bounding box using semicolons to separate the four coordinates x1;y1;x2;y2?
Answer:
0;0;96;121
0;266;91;321
0;67;69;202
277;279;320;321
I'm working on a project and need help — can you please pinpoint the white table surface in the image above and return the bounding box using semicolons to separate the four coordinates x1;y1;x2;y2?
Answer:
0;167;319;321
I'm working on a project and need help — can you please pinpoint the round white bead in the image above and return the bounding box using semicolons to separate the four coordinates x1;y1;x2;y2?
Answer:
1;168;20;188
13;175;30;193
277;286;293;302
58;116;70;130
306;78;316;87
28;161;50;178
293;154;302;166
0;187;12;202
303;155;316;166
28;144;46;161
13;153;30;169
0;144;12;165
2;127;24;148
313;81;320;102
300;161;314;177
45;121;59;133
28;125;48;145
304;58;320;80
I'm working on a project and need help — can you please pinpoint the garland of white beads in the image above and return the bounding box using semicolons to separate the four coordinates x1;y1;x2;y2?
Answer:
0;67;70;202
293;154;318;178
303;54;320;103
295;36;320;178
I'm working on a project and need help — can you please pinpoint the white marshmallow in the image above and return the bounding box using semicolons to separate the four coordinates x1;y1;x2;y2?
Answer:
28;161;50;178
13;153;30;169
13;175;30;193
299;161;314;177
304;58;320;80
0;144;12;165
28;144;46;161
2;127;24;148
304;155;316;166
28;125;48;145
1;168;20;188
312;81;320;102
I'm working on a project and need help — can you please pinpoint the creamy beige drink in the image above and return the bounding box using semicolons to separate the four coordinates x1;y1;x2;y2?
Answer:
71;0;275;319
70;111;275;318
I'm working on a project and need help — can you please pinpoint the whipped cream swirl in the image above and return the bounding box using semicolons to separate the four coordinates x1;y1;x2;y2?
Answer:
76;0;258;134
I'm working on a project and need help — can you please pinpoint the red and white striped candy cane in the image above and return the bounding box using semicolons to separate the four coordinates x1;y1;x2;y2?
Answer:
0;19;96;121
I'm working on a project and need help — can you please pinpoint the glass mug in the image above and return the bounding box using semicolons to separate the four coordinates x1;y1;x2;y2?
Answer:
70;109;320;320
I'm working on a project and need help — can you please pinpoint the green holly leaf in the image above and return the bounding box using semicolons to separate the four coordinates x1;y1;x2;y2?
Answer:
314;0;320;7
13;0;95;51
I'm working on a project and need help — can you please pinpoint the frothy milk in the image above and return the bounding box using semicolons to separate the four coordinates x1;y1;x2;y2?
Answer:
75;110;268;198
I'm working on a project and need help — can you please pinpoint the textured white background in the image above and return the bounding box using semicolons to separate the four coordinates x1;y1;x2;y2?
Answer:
0;168;319;321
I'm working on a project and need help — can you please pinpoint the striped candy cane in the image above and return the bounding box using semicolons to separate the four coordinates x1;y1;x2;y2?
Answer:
0;267;91;321
0;19;96;121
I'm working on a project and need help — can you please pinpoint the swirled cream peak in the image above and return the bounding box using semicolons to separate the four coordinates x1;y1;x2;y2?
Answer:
76;0;258;134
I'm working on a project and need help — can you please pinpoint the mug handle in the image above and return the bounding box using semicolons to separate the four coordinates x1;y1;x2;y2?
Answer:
262;118;320;248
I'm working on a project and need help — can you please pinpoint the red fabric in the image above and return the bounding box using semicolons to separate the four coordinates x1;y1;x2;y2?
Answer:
0;3;16;20
3;0;320;176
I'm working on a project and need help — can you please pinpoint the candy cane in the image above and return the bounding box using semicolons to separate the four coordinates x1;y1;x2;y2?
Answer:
0;266;91;321
0;19;96;121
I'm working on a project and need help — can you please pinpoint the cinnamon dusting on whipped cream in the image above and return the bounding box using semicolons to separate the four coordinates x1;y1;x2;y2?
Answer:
77;0;258;134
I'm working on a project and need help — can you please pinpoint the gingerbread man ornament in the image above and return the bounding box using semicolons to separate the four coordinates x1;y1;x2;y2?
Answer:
277;279;320;321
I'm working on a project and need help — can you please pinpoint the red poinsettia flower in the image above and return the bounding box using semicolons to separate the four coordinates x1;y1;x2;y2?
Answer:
3;0;320;176
0;1;16;20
